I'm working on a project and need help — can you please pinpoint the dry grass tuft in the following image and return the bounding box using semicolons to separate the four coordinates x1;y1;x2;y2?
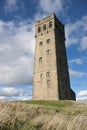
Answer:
0;101;87;130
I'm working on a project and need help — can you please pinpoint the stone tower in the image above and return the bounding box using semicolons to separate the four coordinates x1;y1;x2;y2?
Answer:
33;14;76;100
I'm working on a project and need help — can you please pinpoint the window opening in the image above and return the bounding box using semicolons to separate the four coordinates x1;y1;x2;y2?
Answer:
40;74;42;78
46;50;50;54
39;41;43;46
38;27;41;33
49;21;52;28
39;57;42;62
47;80;50;86
46;72;50;76
46;39;50;44
43;24;46;30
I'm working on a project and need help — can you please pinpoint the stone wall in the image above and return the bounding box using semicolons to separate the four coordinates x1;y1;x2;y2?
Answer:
33;14;76;100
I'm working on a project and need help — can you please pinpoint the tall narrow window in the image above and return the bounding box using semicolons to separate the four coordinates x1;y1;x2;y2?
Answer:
38;27;41;33
39;57;42;62
46;39;50;44
40;74;42;78
39;41;43;46
49;21;52;28
43;24;46;30
46;72;50;76
47;80;50;86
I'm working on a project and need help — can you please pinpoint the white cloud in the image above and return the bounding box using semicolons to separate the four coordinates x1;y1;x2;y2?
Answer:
0;20;35;86
69;58;83;65
78;90;87;97
0;87;32;101
65;16;87;49
79;36;87;51
0;0;87;102
6;0;17;6
76;96;87;102
39;0;64;14
34;12;47;22
69;69;87;78
5;0;17;12
77;90;87;102
0;87;29;97
0;96;32;101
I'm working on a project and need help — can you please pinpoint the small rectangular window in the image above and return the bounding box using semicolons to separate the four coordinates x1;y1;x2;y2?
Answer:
46;72;50;76
46;50;50;54
39;57;42;62
49;21;52;28
46;39;50;44
43;24;46;30
39;41;43;46
38;27;41;33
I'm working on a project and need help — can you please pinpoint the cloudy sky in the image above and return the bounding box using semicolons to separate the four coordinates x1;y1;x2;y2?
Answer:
0;0;87;101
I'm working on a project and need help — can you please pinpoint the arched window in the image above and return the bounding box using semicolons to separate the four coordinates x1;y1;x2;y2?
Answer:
46;39;50;44
39;41;43;46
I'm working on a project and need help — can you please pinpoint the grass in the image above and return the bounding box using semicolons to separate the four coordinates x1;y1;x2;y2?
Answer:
23;100;74;108
23;100;87;115
0;100;87;130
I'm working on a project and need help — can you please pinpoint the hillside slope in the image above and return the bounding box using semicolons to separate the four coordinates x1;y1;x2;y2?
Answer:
0;100;87;130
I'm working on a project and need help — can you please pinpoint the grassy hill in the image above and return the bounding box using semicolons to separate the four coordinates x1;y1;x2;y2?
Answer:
0;100;87;130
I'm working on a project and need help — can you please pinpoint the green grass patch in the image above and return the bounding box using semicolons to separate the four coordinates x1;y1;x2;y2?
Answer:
21;100;87;116
23;100;74;109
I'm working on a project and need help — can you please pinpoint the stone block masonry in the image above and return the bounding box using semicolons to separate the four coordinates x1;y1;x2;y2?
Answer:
33;14;76;100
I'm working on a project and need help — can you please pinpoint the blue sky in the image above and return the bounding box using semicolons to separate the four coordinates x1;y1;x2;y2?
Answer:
0;0;87;101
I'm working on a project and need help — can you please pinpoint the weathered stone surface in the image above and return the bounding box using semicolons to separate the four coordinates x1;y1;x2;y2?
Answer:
33;14;76;100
